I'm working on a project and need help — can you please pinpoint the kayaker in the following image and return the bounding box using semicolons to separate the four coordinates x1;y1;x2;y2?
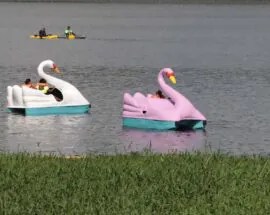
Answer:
36;78;49;94
39;28;47;38
65;26;76;38
22;78;35;89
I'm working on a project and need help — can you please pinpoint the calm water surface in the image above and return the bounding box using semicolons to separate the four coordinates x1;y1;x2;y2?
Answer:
0;3;270;155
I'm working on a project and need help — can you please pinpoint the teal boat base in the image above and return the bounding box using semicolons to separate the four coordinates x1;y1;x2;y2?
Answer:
123;117;206;131
7;105;90;116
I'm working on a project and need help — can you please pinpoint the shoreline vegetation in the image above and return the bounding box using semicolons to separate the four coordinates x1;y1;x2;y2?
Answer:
0;152;269;214
0;0;270;4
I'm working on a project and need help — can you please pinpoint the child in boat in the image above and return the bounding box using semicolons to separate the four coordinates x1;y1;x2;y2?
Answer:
151;90;166;99
35;79;63;101
22;78;35;89
35;78;49;94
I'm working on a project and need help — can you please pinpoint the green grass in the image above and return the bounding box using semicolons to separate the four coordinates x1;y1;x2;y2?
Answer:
0;152;269;214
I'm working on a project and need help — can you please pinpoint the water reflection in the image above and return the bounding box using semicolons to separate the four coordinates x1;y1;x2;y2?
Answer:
5;114;91;155
121;128;208;153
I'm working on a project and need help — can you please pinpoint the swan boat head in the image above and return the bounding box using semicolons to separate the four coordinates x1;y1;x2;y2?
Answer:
161;68;177;85
47;60;60;73
37;59;61;77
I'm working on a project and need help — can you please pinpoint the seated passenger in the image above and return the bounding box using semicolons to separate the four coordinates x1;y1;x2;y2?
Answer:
36;78;49;94
39;28;47;38
151;90;166;99
65;26;76;38
22;78;35;89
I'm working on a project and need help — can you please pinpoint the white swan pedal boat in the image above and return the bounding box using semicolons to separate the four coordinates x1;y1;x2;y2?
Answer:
7;60;91;116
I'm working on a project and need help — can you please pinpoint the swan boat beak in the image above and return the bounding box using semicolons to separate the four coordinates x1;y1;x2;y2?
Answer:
52;64;60;73
169;75;176;84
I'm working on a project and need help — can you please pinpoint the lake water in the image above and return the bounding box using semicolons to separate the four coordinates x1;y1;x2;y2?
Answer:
0;3;269;155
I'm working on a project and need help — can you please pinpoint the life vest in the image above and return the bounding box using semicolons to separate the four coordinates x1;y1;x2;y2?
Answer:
65;29;73;34
37;84;49;93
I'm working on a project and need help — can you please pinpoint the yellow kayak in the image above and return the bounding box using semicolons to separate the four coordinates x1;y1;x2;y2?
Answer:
30;34;86;40
68;34;75;40
30;35;58;39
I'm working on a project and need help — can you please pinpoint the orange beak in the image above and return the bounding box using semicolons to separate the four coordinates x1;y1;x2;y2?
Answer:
52;64;60;73
169;75;176;84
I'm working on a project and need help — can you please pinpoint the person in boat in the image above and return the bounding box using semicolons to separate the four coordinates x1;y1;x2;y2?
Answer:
151;90;166;99
22;78;35;89
35;78;49;94
35;78;63;101
65;26;76;38
38;28;47;38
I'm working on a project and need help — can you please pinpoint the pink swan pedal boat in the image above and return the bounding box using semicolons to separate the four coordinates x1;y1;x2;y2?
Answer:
122;68;207;130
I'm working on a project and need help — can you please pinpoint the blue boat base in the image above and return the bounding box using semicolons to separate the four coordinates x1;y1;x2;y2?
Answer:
7;105;90;116
123;117;206;131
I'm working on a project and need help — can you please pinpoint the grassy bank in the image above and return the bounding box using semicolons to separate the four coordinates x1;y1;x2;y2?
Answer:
0;152;269;214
